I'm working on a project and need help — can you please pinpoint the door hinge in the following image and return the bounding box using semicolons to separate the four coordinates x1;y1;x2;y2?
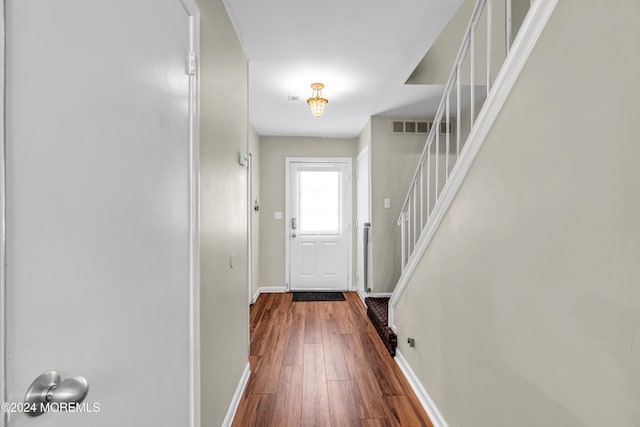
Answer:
188;51;198;75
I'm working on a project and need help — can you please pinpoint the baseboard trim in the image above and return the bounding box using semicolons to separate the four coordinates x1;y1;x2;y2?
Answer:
221;362;250;427
251;286;287;304
395;350;448;427
389;0;559;326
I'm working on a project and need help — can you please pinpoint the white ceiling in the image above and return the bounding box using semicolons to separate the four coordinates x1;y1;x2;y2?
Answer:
223;0;464;138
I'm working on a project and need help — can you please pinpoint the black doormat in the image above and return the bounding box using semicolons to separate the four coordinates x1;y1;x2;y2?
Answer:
292;292;346;302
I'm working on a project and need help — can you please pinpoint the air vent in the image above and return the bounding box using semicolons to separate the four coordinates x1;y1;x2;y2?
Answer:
417;122;430;133
440;121;454;135
392;120;455;135
404;121;416;133
392;120;431;135
287;95;300;102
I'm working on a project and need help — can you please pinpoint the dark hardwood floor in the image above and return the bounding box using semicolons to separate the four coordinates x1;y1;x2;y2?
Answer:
232;292;433;427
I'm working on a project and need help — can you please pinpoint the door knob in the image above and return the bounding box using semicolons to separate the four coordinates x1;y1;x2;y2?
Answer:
291;232;297;238
24;371;89;417
50;377;89;403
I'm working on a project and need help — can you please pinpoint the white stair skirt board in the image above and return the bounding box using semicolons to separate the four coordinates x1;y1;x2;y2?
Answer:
357;292;392;307
371;292;392;298
388;0;559;330
251;286;287;304
395;350;449;427
357;292;368;307
222;362;251;427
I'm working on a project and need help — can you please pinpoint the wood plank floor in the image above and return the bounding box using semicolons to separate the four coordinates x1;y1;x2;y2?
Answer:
232;292;433;427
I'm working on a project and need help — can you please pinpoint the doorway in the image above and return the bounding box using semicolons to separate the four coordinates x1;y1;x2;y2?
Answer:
285;158;352;291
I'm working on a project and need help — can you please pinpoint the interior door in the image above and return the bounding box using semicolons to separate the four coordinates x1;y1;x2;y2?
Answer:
3;0;196;426
356;147;371;299
288;161;350;291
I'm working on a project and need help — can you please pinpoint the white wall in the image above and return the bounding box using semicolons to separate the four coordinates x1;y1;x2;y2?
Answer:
358;118;372;153
258;136;358;288
395;1;640;426
199;0;249;424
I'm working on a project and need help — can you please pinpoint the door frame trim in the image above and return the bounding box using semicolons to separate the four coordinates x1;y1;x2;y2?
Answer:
181;1;201;427
284;157;353;292
1;1;6;424
0;2;201;427
356;145;372;300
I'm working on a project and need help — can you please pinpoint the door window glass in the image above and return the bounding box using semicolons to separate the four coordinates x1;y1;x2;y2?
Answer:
298;170;340;234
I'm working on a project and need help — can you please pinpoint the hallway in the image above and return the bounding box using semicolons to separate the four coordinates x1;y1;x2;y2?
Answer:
233;292;433;426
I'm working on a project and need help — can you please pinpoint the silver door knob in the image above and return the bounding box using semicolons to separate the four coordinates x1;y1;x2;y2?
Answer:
24;371;89;417
291;232;297;238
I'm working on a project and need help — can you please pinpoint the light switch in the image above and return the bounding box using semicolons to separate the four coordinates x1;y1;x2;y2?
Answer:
384;198;391;209
274;211;283;220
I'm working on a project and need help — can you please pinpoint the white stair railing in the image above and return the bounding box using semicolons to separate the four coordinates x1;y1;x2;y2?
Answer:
398;0;531;271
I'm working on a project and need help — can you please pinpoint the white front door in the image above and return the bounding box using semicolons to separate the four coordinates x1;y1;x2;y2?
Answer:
2;0;198;426
288;160;351;291
356;147;371;299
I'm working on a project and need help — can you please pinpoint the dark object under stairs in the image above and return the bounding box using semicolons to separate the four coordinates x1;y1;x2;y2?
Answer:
364;297;397;356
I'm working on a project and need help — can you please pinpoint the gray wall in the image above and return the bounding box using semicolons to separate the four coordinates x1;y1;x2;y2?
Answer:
199;0;249;424
370;116;427;293
407;0;529;85
395;1;640;426
258;136;358;288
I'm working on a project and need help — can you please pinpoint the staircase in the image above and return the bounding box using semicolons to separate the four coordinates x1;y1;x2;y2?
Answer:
365;0;555;349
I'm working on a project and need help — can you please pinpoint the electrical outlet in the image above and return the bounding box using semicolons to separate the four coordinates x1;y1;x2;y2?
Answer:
407;337;415;348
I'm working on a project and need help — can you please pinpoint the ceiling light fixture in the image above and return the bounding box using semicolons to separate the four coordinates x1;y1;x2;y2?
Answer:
307;83;328;118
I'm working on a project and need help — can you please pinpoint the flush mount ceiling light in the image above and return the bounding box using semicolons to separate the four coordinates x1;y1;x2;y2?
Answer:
306;83;328;118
